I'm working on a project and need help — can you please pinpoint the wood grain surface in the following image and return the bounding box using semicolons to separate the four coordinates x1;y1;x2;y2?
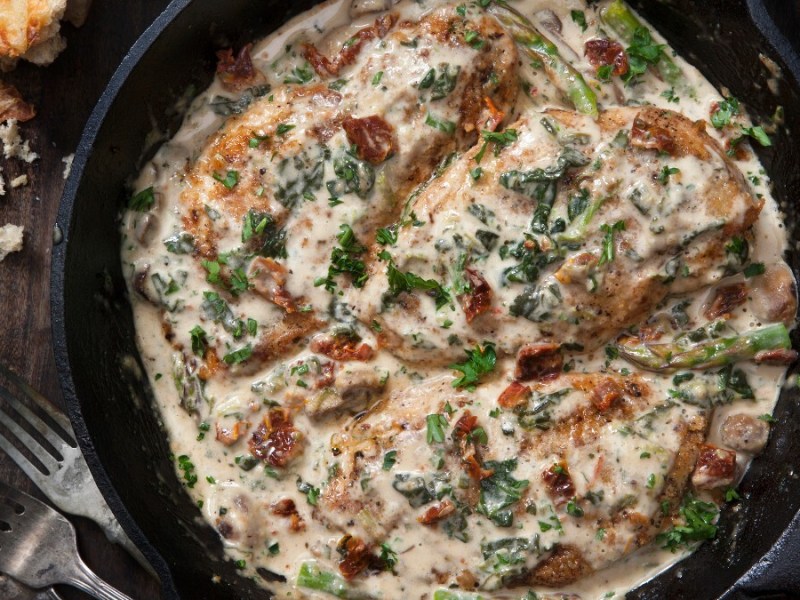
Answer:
0;2;171;598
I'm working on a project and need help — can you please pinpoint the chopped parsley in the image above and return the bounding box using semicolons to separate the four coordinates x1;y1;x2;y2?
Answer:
711;96;740;128
475;128;518;164
425;112;456;135
598;220;626;266
477;459;529;527
212;170;239;189
743;262;766;278
426;413;449;444
623;27;665;85
464;30;484;49
658;165;680;185
566;499;584;518
372;70;384;86
223;344;252;365
376;226;398;246
129;187;155;211
276;123;295;135
657;496;719;551
283;64;314;85
449;342;496;391
315;224;368;292
190;325;208;356
419;63;460;101
380;543;398;570
177;455;197;488
382;450;398;471
297;479;321;505
570;9;587;31
380;251;451;310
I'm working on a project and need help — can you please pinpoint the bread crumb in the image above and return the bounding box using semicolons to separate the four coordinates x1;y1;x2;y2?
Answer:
62;153;74;179
0;0;68;70
10;174;28;188
0;119;38;163
0;224;23;261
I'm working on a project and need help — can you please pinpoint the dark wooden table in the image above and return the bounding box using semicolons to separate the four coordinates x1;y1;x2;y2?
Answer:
0;2;171;598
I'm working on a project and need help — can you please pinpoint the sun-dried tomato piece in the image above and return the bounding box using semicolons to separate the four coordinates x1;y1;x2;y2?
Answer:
515;343;562;382
704;283;748;320
248;408;304;467
584;39;629;76
303;14;397;77
249;257;297;313
311;334;374;362
591;377;624;412
215;420;249;446
271;498;297;516
482;96;505;132
198;348;221;381
460;268;493;323
497;381;531;409
754;348;798;365
463;454;494;481
216;44;260;91
0;81;35;122
271;497;306;531
452;411;479;440
342;115;396;165
337;535;373;580
631;115;677;155
542;462;575;504
691;444;737;490
418;499;456;525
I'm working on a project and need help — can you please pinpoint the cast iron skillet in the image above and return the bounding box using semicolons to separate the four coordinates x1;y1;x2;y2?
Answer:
51;0;800;598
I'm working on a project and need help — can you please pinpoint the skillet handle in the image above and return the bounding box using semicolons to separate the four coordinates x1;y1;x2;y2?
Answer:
746;0;800;80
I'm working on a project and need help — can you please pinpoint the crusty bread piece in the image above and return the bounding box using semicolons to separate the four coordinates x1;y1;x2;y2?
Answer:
0;81;35;122
0;0;68;70
0;223;23;261
64;0;91;27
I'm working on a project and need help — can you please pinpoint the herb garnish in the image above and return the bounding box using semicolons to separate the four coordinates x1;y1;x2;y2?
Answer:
657;496;719;551
129;187;155;211
477;459;529;527
425;112;456;135
315;224;368;292
570;10;587;31
474;128;518;164
212;170;239;189
380;251;451;310
426;413;449;444
450;342;496;391
598;220;626;266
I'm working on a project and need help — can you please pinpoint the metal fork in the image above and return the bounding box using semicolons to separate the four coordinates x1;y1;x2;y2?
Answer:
0;573;63;600
0;363;155;576
0;481;134;600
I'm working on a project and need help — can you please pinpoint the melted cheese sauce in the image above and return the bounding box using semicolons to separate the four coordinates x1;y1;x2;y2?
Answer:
121;0;795;598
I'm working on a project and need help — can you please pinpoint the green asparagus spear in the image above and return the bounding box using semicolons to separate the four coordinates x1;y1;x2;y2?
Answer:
600;0;683;87
616;323;792;371
296;562;375;599
489;4;598;118
433;590;485;600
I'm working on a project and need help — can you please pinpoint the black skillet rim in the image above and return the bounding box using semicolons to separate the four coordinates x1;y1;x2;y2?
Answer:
50;0;800;598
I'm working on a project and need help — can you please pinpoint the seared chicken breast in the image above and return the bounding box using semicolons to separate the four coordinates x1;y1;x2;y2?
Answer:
352;107;763;364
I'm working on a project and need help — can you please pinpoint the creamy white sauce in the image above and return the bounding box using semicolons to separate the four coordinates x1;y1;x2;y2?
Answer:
120;1;795;598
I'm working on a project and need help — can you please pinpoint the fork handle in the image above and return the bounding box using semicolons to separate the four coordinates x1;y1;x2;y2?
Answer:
67;559;135;600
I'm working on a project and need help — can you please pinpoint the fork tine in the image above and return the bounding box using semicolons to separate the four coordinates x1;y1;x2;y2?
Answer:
0;364;74;439
0;429;52;486
0;387;70;458
0;406;61;474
